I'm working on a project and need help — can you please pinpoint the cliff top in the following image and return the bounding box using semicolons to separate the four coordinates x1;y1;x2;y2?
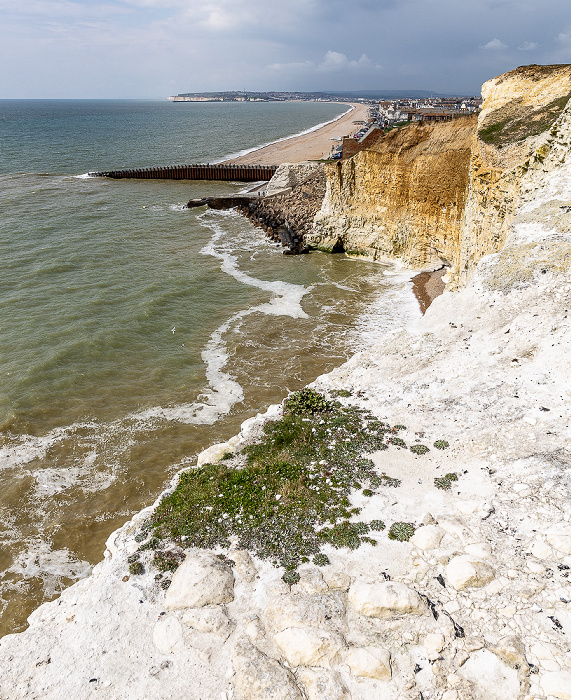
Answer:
478;63;571;149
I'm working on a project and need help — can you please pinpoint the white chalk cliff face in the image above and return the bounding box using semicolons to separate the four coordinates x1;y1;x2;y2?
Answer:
2;71;571;699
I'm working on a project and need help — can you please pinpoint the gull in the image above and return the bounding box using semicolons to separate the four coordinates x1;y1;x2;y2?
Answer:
171;326;176;334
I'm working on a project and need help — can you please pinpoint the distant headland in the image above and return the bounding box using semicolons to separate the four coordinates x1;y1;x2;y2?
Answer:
168;89;476;102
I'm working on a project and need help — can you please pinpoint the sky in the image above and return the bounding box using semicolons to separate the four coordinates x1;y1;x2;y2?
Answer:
1;0;571;98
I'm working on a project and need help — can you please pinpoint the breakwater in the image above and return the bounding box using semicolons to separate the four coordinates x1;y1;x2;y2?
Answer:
89;163;277;181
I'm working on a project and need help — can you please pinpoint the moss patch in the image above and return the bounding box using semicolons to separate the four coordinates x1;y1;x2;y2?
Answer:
141;390;441;576
434;472;459;490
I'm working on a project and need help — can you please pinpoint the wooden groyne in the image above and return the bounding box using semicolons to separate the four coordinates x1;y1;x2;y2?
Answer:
89;164;278;182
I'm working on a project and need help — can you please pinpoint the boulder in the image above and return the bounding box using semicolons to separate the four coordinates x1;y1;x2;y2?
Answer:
445;555;495;590
295;668;350;700
423;632;445;660
348;580;428;619
458;649;520;700
410;525;445;550
264;593;345;634
541;671;571;699
274;627;345;668
232;637;303;700
296;568;329;595
546;524;571;555
346;646;392;681
346;647;392;681
152;614;184;654
164;551;234;609
181;606;234;640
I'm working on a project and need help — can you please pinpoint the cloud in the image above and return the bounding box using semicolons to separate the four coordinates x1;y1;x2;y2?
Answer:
318;51;381;72
3;0;571;98
479;38;508;50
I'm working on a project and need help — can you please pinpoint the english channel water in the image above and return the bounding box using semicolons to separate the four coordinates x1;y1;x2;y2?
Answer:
0;99;420;635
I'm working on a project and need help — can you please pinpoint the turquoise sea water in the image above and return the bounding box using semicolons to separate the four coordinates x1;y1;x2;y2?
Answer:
0;99;420;635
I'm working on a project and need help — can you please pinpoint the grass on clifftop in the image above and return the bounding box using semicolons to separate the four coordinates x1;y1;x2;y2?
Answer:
479;92;571;147
137;389;445;578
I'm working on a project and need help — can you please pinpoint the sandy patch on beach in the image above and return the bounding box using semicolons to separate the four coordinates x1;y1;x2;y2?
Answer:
226;103;370;165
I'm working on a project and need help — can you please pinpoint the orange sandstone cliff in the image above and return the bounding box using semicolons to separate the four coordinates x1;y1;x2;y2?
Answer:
308;64;571;288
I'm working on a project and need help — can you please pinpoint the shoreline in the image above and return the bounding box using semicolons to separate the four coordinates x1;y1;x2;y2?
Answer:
224;102;370;165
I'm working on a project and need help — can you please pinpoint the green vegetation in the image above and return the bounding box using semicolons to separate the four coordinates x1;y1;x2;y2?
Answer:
434;472;459;490
433;440;449;450
283;387;334;416
152;550;185;573
370;520;386;531
479;92;571;147
135;389;445;578
410;444;429;455
129;561;144;576
388;522;416;541
313;553;331;567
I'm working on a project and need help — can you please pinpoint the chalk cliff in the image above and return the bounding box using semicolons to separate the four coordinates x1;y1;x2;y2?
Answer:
1;66;571;700
309;64;571;289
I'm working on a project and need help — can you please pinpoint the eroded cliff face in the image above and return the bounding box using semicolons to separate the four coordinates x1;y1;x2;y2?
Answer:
457;64;571;286
310;64;571;288
309;117;476;268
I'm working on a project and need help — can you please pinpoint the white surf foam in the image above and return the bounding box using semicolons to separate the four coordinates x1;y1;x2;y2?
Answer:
7;541;92;597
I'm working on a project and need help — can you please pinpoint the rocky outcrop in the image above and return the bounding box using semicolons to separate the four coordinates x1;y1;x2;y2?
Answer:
239;162;325;253
310;64;571;289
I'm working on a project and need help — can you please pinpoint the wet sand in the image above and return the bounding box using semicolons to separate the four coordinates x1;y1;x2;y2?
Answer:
411;267;447;314
226;103;370;165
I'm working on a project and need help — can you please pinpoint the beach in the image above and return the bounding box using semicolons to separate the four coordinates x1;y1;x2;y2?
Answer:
227;102;370;165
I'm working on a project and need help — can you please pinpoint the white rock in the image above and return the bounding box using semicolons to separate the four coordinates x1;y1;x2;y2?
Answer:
231;550;258;583
491;635;528;671
442;692;459;700
181;606;234;640
345;646;392;681
438;518;473;542
243;615;266;643
541;671;571;699
232;637;303;700
264;594;345;634
410;525;445;550
531;539;553;560
546;525;571;555
322;571;351;591
152;614;184;654
458;649;520;700
295;668;350;700
423;632;445;660
296;568;329;595
464;542;493;559
164;551;234;609
348;581;428;618
526;558;546;574
274;627;345;669
446;555;495;590
197;437;239;466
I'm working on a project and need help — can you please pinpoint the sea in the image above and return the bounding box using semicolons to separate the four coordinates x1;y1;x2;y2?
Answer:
0;99;420;636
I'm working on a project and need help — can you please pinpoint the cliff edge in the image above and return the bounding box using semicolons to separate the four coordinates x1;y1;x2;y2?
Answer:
1;66;571;700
